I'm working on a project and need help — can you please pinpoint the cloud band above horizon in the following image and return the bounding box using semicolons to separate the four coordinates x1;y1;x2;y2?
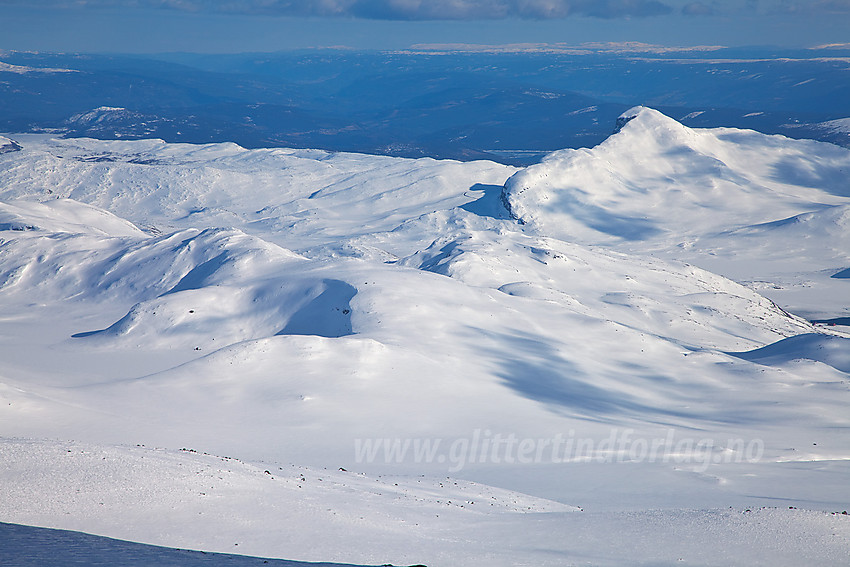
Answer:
3;0;848;20
4;0;677;19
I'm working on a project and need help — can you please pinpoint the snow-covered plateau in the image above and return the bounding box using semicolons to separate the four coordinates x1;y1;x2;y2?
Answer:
1;108;849;566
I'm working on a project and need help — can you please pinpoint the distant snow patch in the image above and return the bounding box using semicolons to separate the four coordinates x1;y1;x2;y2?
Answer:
67;107;137;126
0;61;77;74
817;118;850;135
568;105;598;116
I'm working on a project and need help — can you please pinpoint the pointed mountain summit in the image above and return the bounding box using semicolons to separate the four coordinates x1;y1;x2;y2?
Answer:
612;105;688;136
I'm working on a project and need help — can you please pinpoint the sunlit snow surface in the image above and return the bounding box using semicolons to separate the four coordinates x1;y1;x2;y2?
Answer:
1;108;849;565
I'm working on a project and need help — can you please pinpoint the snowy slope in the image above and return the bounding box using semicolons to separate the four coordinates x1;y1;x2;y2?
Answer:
1;119;850;566
0;439;577;566
2;439;848;567
0;198;144;236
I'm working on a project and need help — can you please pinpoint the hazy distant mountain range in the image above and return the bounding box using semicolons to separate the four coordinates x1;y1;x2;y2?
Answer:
2;44;850;164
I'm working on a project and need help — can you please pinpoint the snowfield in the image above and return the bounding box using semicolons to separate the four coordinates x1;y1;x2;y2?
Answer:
1;108;849;565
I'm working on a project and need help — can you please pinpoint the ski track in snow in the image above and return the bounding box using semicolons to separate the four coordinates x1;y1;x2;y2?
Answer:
1;108;850;565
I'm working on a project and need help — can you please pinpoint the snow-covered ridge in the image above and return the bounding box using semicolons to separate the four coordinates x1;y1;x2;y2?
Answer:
0;134;516;246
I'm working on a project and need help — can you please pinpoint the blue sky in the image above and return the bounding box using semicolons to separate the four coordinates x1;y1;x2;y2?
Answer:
0;0;848;53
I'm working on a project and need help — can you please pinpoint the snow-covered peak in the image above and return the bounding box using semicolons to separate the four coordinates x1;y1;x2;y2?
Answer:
608;104;699;145
613;105;653;133
504;107;850;246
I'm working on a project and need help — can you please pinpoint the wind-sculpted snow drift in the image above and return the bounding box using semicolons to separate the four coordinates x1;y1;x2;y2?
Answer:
1;111;850;566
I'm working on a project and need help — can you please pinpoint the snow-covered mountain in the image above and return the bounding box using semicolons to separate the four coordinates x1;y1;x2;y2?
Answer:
1;109;849;566
504;106;850;318
505;106;850;245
